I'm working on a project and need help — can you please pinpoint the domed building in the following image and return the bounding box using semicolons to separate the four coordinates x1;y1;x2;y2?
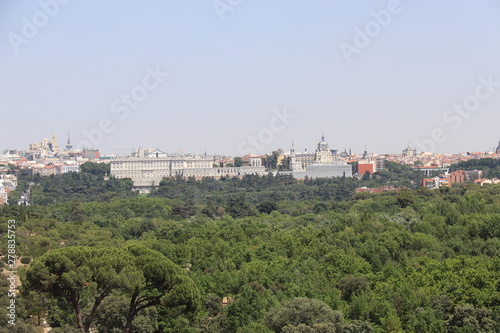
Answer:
315;135;335;164
289;135;352;179
402;144;417;157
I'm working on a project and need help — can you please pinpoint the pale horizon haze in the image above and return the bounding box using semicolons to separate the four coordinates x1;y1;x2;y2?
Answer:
1;1;500;156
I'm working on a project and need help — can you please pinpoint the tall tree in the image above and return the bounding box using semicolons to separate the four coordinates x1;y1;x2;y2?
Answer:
234;157;244;167
79;162;110;176
23;245;200;333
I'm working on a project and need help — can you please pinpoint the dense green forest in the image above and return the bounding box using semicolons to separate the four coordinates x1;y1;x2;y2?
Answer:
1;160;499;332
8;169;136;205
7;160;423;207
1;165;499;332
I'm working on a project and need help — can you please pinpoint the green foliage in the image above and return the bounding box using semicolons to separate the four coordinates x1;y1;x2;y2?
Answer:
450;158;500;178
257;201;278;214
234;157;243;167
2;179;500;332
280;156;291;171
49;327;81;333
94;295;158;333
79;162;110;176
227;282;279;331
150;173;366;212
23;245;200;332
237;322;274;333
396;190;415;208
264;151;280;170
371;161;424;187
263;298;345;332
227;196;258;218
20;256;31;264
10;171;137;205
337;275;370;301
446;304;497;332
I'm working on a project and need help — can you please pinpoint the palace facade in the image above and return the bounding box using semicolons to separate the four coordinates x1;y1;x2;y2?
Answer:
110;149;266;193
288;135;353;179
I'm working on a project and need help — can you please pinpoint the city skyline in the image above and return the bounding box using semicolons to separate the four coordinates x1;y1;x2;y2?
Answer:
4;131;500;157
1;1;500;155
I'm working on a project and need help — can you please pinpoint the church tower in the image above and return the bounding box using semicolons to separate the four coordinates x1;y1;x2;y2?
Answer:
496;139;500;154
290;141;302;171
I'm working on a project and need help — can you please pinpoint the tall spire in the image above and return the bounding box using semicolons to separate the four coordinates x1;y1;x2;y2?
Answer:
66;131;73;151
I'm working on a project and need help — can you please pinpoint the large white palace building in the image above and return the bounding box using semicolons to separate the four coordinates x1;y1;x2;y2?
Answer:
110;136;353;192
110;149;266;193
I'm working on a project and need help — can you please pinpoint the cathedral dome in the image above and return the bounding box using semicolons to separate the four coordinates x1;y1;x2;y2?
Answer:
318;135;328;147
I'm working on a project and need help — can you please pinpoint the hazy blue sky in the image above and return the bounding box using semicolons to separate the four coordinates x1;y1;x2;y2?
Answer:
1;1;500;155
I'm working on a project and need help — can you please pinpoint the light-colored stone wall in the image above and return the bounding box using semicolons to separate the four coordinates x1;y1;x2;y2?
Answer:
110;157;266;193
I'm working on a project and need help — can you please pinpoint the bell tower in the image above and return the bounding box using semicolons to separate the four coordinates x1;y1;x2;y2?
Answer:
290;141;303;171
